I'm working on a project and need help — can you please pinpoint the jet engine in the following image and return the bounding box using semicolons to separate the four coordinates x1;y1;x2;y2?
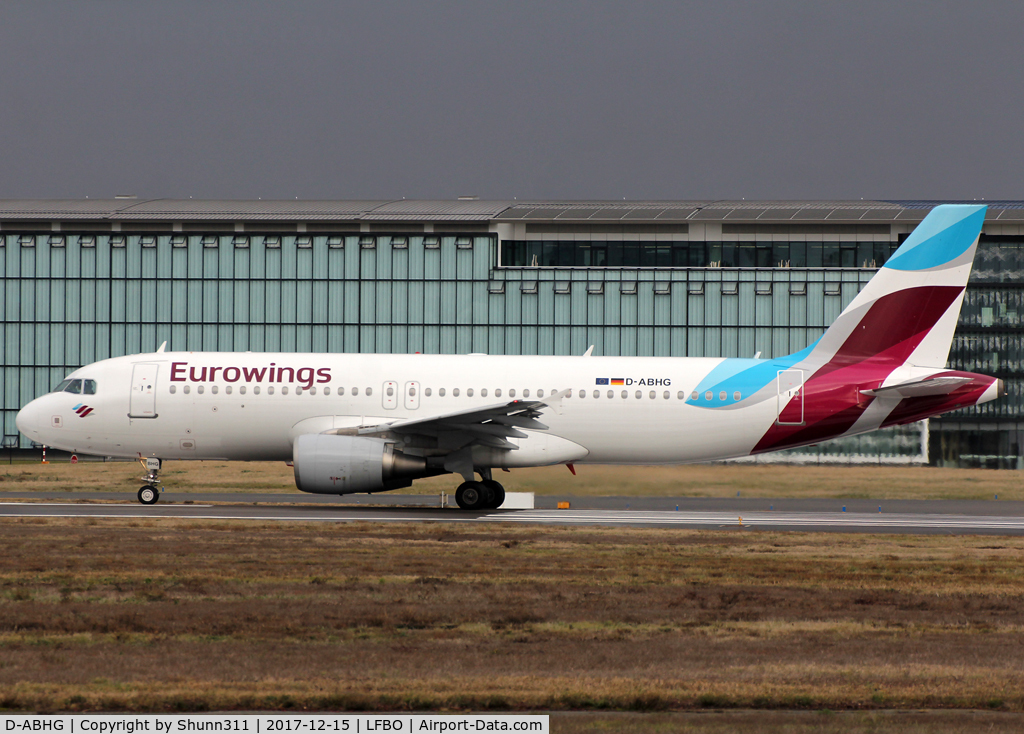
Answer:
293;434;429;494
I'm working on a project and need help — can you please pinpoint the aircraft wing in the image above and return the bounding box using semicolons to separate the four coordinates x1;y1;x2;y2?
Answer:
860;376;972;399
354;389;570;449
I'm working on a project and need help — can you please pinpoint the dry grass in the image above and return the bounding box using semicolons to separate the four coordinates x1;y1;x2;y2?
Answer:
551;711;1024;733
2;461;1022;500
1;518;1024;718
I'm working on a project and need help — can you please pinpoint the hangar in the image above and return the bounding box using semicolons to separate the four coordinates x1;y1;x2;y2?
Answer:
1;198;1020;467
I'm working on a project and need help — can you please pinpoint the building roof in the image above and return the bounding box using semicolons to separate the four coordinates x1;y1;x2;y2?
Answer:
0;198;1022;224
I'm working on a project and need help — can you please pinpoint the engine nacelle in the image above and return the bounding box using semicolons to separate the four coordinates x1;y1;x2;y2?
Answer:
293;434;428;494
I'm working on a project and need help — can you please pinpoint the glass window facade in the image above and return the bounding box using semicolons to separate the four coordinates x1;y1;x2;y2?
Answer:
1;206;1022;468
500;240;899;269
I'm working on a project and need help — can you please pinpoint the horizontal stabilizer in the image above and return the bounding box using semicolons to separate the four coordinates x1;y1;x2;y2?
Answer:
860;376;971;399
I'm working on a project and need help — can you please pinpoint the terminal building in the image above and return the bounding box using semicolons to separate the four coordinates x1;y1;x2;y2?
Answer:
1;198;1021;467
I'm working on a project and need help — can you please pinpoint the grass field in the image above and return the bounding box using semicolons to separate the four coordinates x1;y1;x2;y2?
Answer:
2;517;1024;729
3;461;1024;730
1;459;1023;500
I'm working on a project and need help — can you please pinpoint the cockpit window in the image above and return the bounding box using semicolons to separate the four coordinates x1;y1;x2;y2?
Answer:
51;378;97;394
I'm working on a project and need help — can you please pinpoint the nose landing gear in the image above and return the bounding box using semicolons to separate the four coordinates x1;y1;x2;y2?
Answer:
137;457;161;505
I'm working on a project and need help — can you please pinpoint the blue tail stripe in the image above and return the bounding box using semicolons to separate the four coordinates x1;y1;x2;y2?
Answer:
884;205;986;272
686;339;819;408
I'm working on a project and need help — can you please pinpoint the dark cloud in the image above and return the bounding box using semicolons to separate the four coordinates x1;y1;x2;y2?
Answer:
1;0;1021;200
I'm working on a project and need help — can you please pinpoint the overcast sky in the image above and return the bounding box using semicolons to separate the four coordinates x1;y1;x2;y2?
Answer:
1;0;1021;202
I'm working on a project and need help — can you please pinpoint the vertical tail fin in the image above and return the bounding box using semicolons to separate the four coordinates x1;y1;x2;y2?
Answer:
807;204;986;370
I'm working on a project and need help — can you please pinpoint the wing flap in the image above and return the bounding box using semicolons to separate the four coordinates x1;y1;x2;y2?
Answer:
354;389;570;450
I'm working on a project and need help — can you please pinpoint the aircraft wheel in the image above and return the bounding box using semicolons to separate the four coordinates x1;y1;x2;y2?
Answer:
138;485;159;505
481;480;505;509
455;481;486;510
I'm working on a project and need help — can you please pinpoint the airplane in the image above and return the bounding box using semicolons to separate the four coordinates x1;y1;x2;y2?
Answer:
15;204;1003;509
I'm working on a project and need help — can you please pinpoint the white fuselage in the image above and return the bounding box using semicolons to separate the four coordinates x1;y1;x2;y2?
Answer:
16;351;782;465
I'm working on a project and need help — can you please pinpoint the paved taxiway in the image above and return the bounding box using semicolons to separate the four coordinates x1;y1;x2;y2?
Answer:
2;491;1024;534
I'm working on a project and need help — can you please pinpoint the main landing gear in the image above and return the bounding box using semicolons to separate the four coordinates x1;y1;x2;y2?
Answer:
454;475;506;511
137;457;161;505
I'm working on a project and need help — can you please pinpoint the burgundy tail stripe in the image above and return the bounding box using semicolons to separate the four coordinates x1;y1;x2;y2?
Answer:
826;286;963;368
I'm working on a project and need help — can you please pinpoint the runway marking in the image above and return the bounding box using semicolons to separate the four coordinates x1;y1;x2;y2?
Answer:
0;502;214;508
0;513;439;523
2;504;1024;534
485;510;1024;530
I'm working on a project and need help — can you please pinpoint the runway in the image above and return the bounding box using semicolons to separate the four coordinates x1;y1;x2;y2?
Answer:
2;493;1024;535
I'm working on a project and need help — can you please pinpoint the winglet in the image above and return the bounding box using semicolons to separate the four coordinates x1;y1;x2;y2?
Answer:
538;388;572;415
583;345;594;357
156;341;167;353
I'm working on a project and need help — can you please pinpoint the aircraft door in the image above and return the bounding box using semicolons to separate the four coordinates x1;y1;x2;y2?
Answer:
382;381;398;410
776;369;804;425
129;363;160;419
404;381;420;410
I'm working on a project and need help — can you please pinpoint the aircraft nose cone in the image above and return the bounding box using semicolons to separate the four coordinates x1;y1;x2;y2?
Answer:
15;398;45;440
